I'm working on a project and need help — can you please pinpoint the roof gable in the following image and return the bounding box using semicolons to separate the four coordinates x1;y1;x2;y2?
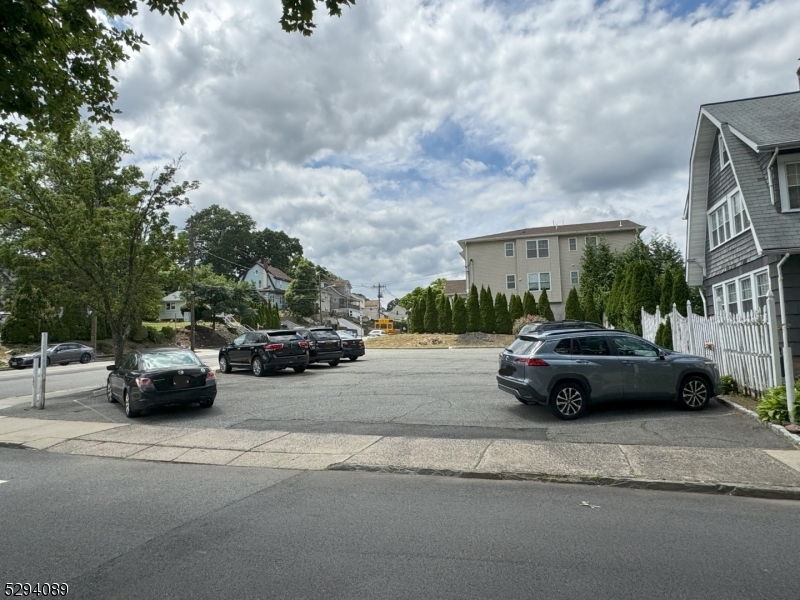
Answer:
459;219;644;244
703;92;800;150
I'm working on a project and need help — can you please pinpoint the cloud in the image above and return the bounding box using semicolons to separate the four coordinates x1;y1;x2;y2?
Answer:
111;0;800;296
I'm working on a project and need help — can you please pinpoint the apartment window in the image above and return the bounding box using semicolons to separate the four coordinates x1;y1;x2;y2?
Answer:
504;242;514;257
739;277;753;313
527;272;551;291
506;274;516;290
730;192;750;234
777;155;800;211
568;238;577;251
718;132;729;168
708;202;731;248
526;239;549;259
585;236;597;248
570;271;579;285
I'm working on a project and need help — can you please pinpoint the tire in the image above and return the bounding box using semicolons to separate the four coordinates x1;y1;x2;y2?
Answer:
106;379;117;403
199;399;214;409
59;362;69;366
46;357;51;367
549;381;588;420
349;356;358;361
293;366;306;373
123;390;140;418
252;356;265;377
219;355;232;373
80;353;92;364
679;375;710;411
328;359;340;367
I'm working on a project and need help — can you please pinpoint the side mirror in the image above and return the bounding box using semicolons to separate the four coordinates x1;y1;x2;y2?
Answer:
107;365;116;371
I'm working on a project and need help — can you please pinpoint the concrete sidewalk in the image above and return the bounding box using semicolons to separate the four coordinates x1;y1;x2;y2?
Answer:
2;415;800;499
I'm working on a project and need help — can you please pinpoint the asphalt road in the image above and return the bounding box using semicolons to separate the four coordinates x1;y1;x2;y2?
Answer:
2;447;799;600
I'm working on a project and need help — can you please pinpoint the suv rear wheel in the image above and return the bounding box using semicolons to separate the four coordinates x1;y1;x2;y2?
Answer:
679;375;710;410
252;356;265;377
219;355;232;373
549;381;587;420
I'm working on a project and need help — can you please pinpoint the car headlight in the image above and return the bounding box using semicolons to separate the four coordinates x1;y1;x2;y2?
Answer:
704;360;717;368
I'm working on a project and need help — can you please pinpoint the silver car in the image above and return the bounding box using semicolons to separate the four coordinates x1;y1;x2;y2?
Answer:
497;329;721;420
8;343;95;369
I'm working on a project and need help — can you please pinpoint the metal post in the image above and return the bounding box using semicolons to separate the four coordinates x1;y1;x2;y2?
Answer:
31;356;39;409
766;290;783;387
189;222;196;351
38;331;48;409
777;254;796;423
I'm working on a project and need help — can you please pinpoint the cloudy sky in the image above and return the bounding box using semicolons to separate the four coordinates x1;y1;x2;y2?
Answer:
112;0;800;299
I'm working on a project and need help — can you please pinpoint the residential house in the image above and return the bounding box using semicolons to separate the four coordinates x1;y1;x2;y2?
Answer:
362;299;381;321
383;304;407;321
242;259;292;309
323;280;362;319
158;291;188;322
458;220;643;320
684;86;800;355
443;279;468;301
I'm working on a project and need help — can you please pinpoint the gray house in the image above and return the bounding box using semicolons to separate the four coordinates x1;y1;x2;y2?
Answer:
684;88;800;356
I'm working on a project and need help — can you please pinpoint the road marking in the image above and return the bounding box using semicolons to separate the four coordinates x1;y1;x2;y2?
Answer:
0;480;7;485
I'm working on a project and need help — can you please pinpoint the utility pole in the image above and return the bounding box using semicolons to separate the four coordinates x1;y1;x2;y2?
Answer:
318;274;323;324
371;283;383;319
189;221;196;351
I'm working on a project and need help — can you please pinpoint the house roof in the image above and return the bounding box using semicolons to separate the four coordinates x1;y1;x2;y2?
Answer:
703;92;800;150
255;261;292;282
162;291;183;302
443;279;467;296
459;220;644;244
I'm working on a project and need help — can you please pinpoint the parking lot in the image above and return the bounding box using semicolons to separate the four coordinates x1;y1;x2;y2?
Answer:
4;348;793;450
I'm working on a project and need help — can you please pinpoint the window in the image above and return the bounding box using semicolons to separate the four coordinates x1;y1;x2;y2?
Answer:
504;242;514;257
713;270;770;315
777;155;800;211
585;236;597;248
726;282;738;314
709;202;731;248
554;339;572;355
166;302;176;311
526;239;549;258
233;335;246;346
708;189;750;249
740;277;753;313
756;272;770;308
718;132;729;168
730;192;750;235
527;272;551;291
612;336;659;358
713;285;724;311
570;271;579;286
573;336;611;356
568;238;577;251
506;274;516;290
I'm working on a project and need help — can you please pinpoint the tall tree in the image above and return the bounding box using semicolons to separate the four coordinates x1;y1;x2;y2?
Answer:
423;287;439;333
190;265;260;331
671;271;692;317
466;284;481;332
494;293;512;334
522;290;538;316
508;294;523;322
284;258;319;318
0;125;197;363
624;261;658;336
480;286;495;333
438;294;452;334
659;268;675;315
452;295;467;334
564;287;584;320
413;297;426;334
582;291;601;325
538;289;555;321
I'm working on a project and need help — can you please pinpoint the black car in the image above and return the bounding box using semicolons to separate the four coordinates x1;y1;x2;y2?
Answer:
218;330;310;376
295;327;344;366
106;348;217;418
517;320;605;337
336;330;365;361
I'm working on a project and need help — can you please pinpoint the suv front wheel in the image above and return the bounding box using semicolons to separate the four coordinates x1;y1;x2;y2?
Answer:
679;375;710;410
549;381;588;420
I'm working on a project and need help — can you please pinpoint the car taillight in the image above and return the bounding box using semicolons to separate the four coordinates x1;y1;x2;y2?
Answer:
264;343;284;351
136;376;155;390
515;358;549;367
299;341;308;348
206;370;216;381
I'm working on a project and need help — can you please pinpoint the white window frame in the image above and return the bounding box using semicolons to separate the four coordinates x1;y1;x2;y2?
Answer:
568;238;577;251
585;236;597;248
527;272;551;291
570;270;579;286
718;132;730;169
506;274;516;290
707;188;749;249
525;239;549;259
777;154;800;212
712;268;769;315
504;242;514;257
166;302;176;311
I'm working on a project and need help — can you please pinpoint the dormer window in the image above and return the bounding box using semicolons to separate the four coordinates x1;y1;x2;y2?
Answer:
718;132;729;169
777;154;800;212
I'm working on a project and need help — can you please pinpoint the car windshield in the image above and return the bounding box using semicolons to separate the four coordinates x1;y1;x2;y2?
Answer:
312;329;341;340
506;337;542;355
141;351;202;370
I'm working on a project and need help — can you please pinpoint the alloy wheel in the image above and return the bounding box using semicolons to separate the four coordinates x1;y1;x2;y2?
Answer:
555;386;583;416
252;357;263;376
80;353;91;364
682;380;708;408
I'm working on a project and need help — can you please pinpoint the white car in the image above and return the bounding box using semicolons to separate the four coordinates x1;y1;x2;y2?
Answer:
367;330;388;337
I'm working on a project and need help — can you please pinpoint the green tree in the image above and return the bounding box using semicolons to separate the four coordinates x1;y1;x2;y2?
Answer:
582;291;601;325
508;294;523;322
522;290;538;316
564;287;584;320
659;268;675;315
655;316;673;350
284;258;319;318
480;286;496;333
648;232;684;278
624;261;658;336
438;294;452;334
423;287;439;333
280;0;356;36
0;125;198;363
579;237;616;318
192;266;260;331
0;281;56;344
452;295;467;334
671;271;692;317
605;264;629;328
494;293;512;334
538;289;555;321
466;284;481;332
412;297;426;333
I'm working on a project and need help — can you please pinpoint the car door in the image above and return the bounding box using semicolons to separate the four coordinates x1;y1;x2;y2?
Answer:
569;335;624;401
227;334;247;365
111;352;136;398
62;343;80;362
610;336;674;400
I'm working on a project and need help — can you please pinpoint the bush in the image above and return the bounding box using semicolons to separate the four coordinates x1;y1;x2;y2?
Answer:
512;314;547;335
129;324;148;343
145;326;164;344
719;375;739;396
757;379;800;424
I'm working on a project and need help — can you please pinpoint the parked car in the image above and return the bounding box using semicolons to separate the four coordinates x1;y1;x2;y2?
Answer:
367;330;387;337
218;330;310;376
8;342;95;369
106;348;216;418
295;327;344;366
517;320;604;337
497;329;721;420
336;330;365;361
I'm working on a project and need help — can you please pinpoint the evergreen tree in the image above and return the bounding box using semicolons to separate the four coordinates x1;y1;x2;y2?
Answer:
582;291;601;325
655;316;673;350
624;261;658;336
538;289;555;321
659;268;674;315
508;294;523;322
0;282;57;344
438;294;453;334
579;237;616;318
423;288;439;333
466;284;481;332
564;287;584;320
671;272;691;317
452;295;467;334
481;286;496;333
605;264;629;327
522;290;538;316
494;293;512;334
413;297;426;333
272;303;281;328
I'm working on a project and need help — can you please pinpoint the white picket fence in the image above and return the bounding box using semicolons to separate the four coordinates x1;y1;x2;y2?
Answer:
641;294;782;397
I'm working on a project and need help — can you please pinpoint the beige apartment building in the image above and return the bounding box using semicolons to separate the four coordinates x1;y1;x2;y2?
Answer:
457;220;644;320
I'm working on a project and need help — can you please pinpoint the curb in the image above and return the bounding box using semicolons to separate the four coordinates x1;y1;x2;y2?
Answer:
717;396;800;449
327;463;800;501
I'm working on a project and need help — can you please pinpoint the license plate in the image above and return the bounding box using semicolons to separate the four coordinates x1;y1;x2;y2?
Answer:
173;375;190;388
498;363;515;376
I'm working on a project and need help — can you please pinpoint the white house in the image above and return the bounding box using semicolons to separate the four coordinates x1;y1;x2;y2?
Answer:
158;291;189;322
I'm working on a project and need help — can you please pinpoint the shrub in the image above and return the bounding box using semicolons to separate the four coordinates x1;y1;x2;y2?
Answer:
757;379;800;424
494;292;512;334
512;314;547;335
161;326;175;343
719;375;739;396
129;324;148;343
564;287;584;321
145;326;164;344
537;289;555;321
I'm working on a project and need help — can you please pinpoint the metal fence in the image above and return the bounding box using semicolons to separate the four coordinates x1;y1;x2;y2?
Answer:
641;293;782;397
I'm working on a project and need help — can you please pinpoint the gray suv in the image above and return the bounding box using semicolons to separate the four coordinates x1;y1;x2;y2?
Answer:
497;329;721;420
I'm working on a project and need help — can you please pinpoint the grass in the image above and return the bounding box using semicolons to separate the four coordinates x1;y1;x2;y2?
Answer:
143;320;191;329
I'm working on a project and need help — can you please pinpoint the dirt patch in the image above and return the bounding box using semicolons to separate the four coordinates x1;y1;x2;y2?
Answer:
174;325;237;349
363;332;514;348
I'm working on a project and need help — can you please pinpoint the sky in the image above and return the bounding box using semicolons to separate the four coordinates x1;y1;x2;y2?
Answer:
111;0;800;300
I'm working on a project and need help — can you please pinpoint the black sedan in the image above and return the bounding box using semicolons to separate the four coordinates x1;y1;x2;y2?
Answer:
106;348;217;418
8;342;95;368
295;327;344;366
218;330;310;376
336;330;365;361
